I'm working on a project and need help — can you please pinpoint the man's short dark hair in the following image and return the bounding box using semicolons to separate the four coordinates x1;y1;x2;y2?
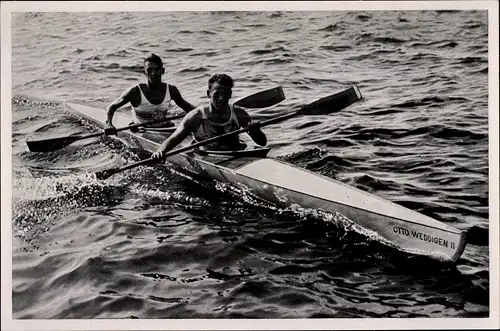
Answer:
208;74;234;89
144;53;163;67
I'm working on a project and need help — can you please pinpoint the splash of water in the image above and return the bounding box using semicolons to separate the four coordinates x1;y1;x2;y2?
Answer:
12;172;107;241
207;178;453;262
128;184;212;209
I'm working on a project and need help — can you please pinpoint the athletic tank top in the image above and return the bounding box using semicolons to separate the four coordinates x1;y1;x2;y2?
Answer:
132;83;172;128
192;103;244;151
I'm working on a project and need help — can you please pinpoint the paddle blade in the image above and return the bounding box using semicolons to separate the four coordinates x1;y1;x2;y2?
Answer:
94;169;116;180
234;86;285;108
26;136;82;152
94;157;157;180
299;85;362;116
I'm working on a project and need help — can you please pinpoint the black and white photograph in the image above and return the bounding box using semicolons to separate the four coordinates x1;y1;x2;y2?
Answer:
1;1;499;330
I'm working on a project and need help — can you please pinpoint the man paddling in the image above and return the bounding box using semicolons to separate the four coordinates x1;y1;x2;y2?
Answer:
104;53;195;134
151;73;266;160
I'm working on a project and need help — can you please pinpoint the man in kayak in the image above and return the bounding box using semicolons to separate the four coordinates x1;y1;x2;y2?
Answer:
151;73;267;160
104;53;195;134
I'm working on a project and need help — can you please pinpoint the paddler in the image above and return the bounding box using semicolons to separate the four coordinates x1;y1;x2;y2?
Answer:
151;73;267;160
104;53;195;134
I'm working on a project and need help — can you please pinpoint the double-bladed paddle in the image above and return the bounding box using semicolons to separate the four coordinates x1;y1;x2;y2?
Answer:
95;85;363;180
25;86;286;153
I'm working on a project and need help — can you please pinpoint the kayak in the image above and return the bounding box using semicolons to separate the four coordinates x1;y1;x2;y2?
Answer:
64;101;467;263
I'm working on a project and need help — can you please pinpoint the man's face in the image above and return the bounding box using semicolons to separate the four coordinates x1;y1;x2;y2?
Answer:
208;82;232;110
144;61;164;84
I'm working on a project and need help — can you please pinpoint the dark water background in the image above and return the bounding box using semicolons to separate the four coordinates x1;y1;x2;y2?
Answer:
10;11;490;318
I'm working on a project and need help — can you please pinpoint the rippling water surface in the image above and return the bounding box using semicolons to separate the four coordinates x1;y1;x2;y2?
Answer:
9;10;491;319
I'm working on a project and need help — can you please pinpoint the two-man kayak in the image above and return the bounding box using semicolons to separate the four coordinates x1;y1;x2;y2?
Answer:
63;88;467;263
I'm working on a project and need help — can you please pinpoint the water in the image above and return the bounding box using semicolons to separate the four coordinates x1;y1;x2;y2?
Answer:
7;9;492;320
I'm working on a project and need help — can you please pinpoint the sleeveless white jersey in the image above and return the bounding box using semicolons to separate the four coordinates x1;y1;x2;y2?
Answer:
192;103;244;150
132;83;172;127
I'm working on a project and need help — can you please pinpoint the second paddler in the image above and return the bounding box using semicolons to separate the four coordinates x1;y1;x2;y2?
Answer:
105;53;196;134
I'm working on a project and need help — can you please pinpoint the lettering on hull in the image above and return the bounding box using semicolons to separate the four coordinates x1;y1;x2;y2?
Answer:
393;226;454;249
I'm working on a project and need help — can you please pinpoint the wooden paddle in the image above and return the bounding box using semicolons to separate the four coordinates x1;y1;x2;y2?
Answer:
95;85;362;180
25;86;286;153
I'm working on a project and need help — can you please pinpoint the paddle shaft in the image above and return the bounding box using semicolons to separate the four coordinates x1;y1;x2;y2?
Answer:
96;86;362;179
24;113;185;152
103;112;298;174
26;86;285;152
91;113;184;137
98;85;362;178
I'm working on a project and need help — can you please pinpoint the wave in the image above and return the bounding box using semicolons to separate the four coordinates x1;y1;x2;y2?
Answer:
250;46;289;56
463;22;484;29
372;37;408;44
306;77;342;85
318;23;346;32
410;40;459;49
238;59;264;66
189;50;219;57
294;120;323;129
121;65;143;73
166;47;194;53
319;45;352;52
359;107;403;116
455;56;487;65
340;126;403;141
12;95;61;108
349;174;400;193
243;24;268;28
104;63;120;69
305;153;356;170
392;96;471;108
13;174;120;243
177;67;210;73
357;14;371;21
71;47;87;54
346;52;379;61
437;41;459;48
464;225;488;246
354;32;373;41
477;67;487;74
394;124;486;141
331;121;486;145
106;49;132;58
428;126;487;141
264;58;293;65
408;52;443;62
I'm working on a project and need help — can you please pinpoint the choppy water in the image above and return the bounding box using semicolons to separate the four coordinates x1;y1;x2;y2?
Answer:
9;10;491;319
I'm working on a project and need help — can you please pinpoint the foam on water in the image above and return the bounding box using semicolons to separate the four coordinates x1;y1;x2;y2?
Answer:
203;175;445;262
12;172;112;242
129;185;212;210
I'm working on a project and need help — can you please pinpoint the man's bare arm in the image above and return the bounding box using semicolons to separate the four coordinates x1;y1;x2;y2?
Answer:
106;86;136;125
170;85;196;113
151;109;202;160
235;106;267;146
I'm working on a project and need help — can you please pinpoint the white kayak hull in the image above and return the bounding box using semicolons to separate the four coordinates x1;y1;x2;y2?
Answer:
64;102;467;262
225;159;466;262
